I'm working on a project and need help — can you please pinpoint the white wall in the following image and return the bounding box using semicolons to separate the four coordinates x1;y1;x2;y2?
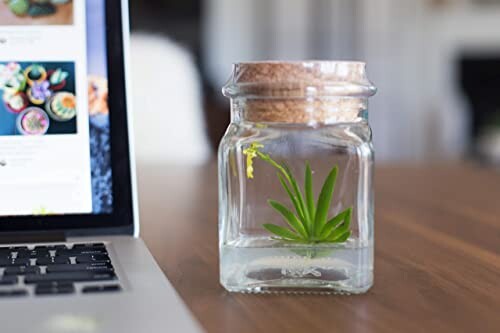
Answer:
203;0;500;161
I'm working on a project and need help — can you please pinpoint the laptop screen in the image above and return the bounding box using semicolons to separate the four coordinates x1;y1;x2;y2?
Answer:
0;1;113;217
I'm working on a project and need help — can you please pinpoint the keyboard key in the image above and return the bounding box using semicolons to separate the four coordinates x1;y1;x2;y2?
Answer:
4;266;40;276
34;245;68;250
73;243;105;248
76;248;107;255
82;284;121;294
35;282;75;296
46;262;113;273
34;257;53;266
35;256;71;266
0;258;11;267
16;249;51;258
0;275;18;285
55;243;107;257
9;258;30;266
36;281;73;288
0;257;30;267
24;271;116;284
75;254;110;264
58;248;107;256
0;289;27;297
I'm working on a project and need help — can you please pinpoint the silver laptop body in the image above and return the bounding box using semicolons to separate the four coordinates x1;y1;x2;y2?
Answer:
1;236;200;333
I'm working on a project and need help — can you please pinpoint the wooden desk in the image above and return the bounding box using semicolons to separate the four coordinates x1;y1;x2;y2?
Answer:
137;162;500;333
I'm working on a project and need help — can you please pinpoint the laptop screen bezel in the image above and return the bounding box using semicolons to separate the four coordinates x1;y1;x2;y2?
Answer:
0;0;135;235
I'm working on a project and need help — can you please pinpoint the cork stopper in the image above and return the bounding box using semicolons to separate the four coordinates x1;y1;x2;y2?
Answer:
222;61;376;124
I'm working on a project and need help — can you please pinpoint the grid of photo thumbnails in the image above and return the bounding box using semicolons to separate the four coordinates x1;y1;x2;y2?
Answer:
0;0;113;214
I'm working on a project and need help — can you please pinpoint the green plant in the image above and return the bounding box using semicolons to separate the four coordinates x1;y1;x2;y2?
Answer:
49;68;68;85
243;142;352;245
8;0;30;16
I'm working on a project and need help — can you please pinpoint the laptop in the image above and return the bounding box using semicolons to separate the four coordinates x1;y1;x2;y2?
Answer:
0;1;200;332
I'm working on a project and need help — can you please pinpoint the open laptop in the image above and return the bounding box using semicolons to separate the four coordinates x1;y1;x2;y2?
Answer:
0;1;200;332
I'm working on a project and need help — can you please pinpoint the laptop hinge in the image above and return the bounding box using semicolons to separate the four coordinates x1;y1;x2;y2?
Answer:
0;232;66;245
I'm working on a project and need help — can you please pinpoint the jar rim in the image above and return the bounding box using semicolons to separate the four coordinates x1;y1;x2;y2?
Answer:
222;61;377;99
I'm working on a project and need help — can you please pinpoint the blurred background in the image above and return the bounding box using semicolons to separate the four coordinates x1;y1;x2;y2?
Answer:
128;0;500;164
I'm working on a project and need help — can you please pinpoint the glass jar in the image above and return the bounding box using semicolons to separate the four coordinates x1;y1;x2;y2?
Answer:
218;61;376;294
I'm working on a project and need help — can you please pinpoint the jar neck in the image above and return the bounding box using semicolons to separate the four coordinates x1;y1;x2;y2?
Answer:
230;97;368;125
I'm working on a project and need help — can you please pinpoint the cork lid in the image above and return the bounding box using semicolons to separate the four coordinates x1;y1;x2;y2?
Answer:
222;61;376;99
222;61;376;124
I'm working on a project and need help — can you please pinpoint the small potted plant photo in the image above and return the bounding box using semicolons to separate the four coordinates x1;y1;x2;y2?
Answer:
16;106;50;135
27;80;51;105
5;0;72;18
48;68;68;91
0;62;26;93
24;64;47;86
3;91;29;113
45;91;76;121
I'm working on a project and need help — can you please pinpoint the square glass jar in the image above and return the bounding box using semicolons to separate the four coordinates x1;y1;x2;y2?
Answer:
218;61;376;294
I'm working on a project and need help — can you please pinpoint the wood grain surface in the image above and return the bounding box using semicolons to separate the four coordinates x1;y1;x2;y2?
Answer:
0;3;73;26
137;162;500;333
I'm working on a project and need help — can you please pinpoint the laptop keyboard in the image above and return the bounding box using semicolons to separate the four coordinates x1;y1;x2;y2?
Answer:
0;242;121;298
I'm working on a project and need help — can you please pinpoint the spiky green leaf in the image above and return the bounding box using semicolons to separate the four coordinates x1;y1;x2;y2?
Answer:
282;164;311;226
268;200;308;238
305;162;315;225
263;224;302;241
329;208;351;239
277;173;305;222
326;230;351;243
313;166;338;236
319;207;351;240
